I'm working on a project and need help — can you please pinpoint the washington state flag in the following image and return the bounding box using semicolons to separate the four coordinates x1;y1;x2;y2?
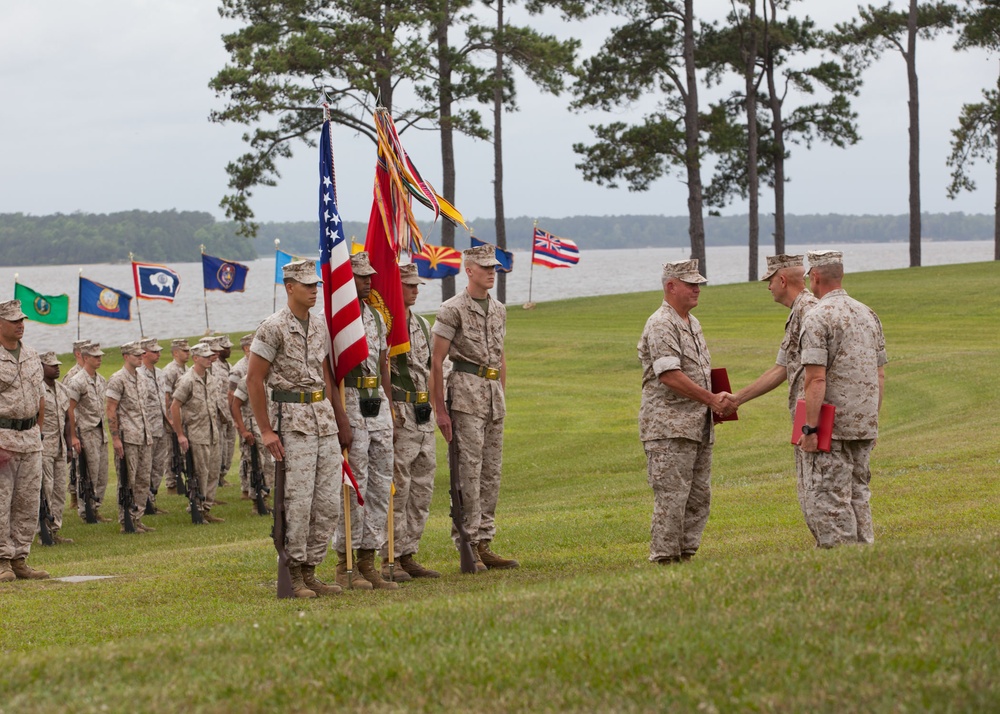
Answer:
14;282;69;325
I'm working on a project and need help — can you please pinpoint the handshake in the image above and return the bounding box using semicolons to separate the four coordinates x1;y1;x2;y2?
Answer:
710;392;739;419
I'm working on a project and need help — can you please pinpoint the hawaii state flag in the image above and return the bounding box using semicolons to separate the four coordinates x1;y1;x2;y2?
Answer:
132;261;180;301
202;253;249;292
79;276;131;321
532;227;580;269
413;244;462;279
318;117;367;385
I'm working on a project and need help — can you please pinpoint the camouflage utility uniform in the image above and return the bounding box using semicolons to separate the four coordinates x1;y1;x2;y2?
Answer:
41;374;70;532
106;358;154;526
172;367;219;511
0;334;45;577
432;289;507;548
252;306;341;569
638;301;714;563
799;288;887;547
138;360;170;504
66;364;109;514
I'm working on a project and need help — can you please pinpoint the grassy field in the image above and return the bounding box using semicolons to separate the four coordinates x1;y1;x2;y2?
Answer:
1;262;997;712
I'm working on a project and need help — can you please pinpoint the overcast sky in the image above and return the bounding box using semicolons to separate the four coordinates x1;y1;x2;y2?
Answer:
1;1;996;237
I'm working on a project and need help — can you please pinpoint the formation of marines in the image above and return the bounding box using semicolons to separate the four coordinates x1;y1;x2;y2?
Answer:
2;244;885;590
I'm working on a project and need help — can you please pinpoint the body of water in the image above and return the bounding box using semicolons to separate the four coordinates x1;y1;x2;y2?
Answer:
3;240;993;353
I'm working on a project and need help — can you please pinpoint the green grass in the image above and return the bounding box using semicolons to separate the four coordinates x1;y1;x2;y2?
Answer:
1;262;998;712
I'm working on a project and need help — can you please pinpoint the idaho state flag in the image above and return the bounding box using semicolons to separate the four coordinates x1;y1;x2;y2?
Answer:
79;277;131;321
364;160;409;357
413;244;462;279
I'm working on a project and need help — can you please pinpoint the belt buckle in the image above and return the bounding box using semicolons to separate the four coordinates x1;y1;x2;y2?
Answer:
310;390;324;403
415;392;429;403
361;376;378;389
484;367;500;380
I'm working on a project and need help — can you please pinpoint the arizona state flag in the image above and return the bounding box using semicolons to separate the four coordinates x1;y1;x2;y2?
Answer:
363;158;410;358
413;244;461;279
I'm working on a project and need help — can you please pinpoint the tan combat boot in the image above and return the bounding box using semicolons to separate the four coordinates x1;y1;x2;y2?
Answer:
11;557;49;580
70;492;79;510
301;564;342;596
334;551;373;591
399;553;441;578
52;530;75;545
357;549;398;590
380;557;412;582
204;513;225;524
477;540;519;570
286;563;316;598
0;559;15;583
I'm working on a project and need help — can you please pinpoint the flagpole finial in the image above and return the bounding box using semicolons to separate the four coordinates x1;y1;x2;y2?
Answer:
275;239;280;248
200;244;206;254
78;268;83;275
14;272;18;281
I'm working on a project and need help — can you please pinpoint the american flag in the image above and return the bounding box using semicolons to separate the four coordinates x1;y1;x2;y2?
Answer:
532;227;580;269
319;119;367;384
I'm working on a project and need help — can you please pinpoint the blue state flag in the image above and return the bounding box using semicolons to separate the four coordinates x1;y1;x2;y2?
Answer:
79;277;131;321
472;237;514;273
202;253;249;292
275;248;322;284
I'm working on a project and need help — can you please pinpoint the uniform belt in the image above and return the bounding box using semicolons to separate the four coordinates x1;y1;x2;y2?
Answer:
271;389;325;404
349;375;380;390
451;360;500;380
0;416;38;431
392;388;429;404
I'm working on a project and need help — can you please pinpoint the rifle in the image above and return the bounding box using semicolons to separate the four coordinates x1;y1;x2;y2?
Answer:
38;485;55;546
249;442;271;516
118;453;136;533
170;432;188;497
75;447;98;525
184;444;206;525
272;412;293;598
447;398;478;574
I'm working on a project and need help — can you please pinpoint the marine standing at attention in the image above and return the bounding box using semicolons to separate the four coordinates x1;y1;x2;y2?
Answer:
39;351;73;545
0;300;48;581
638;260;734;565
160;338;189;494
247;259;352;598
66;343;110;523
431;244;518;572
797;250;887;547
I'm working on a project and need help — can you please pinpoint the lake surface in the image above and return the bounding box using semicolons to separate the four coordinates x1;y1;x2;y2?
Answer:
3;240;993;353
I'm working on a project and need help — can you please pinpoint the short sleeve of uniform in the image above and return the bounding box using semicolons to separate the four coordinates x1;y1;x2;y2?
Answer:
251;319;281;364
172;375;193;405
872;310;889;367
106;373;125;402
431;302;459;342
646;319;682;376
65;373;86;403
233;378;249;403
799;312;828;366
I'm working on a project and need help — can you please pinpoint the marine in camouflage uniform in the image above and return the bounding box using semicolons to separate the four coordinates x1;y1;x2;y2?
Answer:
66;342;110;522
0;300;48;581
332;251;397;590
248;259;351;598
731;255;820;537
198;336;233;498
170;342;224;524
138;338;170;514
106;342;154;532
159;338;189;491
638;260;733;564
228;333;253;498
62;339;90;384
40;352;72;543
798;251;887;548
207;335;237;487
386;264;440;579
431;244;518;571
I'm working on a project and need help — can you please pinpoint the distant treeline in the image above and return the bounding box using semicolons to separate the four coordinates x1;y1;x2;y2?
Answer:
0;210;992;266
0;210;256;267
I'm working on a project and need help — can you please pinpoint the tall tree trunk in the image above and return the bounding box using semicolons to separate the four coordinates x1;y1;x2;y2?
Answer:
765;0;785;255
437;3;457;301
907;0;922;267
995;60;999;261
682;0;707;276
745;0;759;281
493;0;507;303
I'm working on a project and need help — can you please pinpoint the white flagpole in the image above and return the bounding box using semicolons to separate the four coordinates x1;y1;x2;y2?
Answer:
525;220;537;309
130;253;145;338
200;244;211;334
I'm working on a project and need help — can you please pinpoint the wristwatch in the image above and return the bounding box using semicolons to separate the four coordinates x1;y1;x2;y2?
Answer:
801;424;819;436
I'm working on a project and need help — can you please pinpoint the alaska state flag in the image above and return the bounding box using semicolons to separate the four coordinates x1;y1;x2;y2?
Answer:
79;277;131;321
202;253;249;292
471;237;514;273
413;244;462;279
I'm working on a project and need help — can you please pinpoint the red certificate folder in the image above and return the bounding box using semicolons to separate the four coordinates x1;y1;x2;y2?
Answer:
791;400;835;452
710;368;738;424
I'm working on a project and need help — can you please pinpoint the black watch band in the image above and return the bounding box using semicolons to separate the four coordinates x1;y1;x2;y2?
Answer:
801;424;819;436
